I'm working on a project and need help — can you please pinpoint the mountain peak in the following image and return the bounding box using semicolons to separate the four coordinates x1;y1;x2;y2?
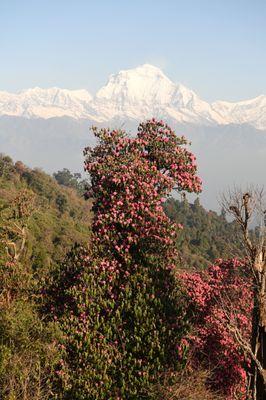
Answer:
96;63;175;106
116;63;168;77
130;63;167;75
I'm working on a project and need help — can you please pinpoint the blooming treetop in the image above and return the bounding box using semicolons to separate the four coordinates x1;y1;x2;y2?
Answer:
84;119;202;268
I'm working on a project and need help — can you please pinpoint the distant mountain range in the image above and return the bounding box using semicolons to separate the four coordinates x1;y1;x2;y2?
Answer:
1;64;266;210
1;64;266;130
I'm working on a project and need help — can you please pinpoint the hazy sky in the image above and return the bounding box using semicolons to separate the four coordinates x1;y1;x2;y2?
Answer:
1;0;265;101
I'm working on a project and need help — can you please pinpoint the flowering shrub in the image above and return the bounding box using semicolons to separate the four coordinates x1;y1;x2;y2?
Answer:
49;119;201;399
181;259;253;399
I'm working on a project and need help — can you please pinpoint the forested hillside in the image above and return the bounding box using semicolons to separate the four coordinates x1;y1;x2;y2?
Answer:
0;154;92;274
164;197;244;269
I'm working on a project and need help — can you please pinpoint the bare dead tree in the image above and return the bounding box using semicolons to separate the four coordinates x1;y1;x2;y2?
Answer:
221;186;266;399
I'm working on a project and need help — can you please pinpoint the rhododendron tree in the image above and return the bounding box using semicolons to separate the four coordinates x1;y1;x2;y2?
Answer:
181;258;253;399
49;119;201;399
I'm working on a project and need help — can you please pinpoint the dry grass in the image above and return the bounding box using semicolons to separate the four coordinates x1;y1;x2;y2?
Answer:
150;369;224;400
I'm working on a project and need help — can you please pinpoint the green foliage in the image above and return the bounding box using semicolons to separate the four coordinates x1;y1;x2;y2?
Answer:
164;197;244;269
0;183;60;400
47;246;119;400
53;168;87;195
56;193;69;214
109;258;189;398
0;299;60;400
48;246;189;400
0;154;15;180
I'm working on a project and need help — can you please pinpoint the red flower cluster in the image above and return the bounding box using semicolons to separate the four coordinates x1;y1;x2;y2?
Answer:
181;259;253;399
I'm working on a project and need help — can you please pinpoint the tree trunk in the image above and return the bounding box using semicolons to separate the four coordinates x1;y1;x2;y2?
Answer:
251;274;266;399
253;327;266;399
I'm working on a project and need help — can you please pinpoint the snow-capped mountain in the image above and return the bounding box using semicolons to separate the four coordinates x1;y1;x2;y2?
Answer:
0;87;95;120
0;64;265;129
212;95;266;131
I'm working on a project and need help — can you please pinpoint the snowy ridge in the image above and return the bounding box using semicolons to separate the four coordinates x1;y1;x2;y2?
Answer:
0;64;266;129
